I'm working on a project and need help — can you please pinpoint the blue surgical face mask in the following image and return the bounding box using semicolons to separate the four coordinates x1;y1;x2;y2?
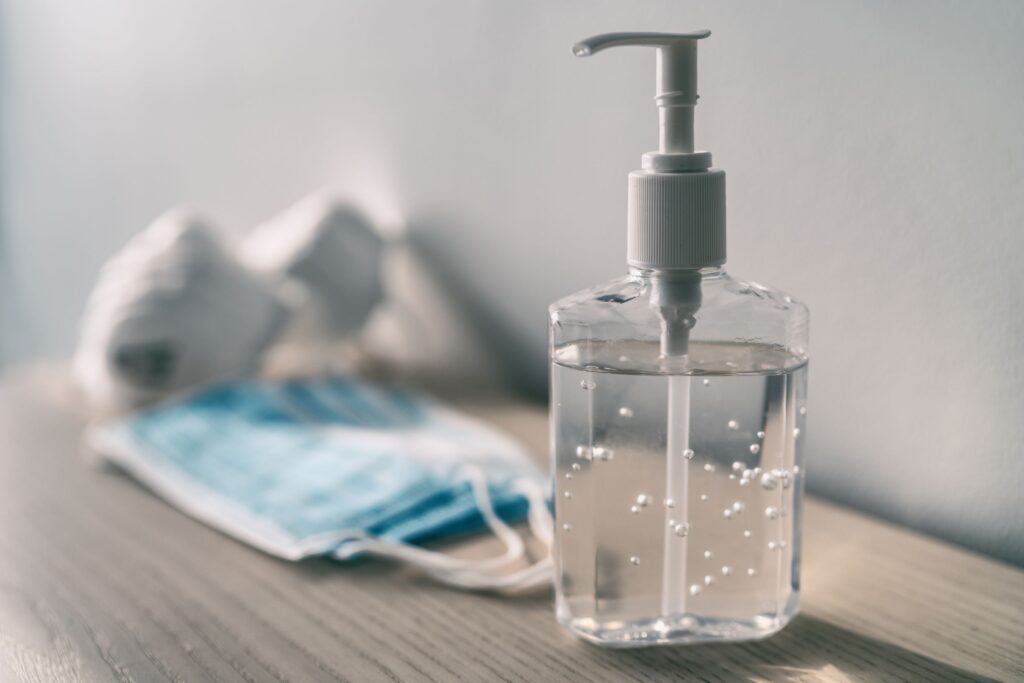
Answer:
88;377;552;592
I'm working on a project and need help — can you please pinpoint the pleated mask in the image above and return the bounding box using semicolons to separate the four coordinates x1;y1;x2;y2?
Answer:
87;377;552;592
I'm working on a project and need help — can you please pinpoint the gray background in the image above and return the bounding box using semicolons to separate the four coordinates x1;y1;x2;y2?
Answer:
2;1;1022;565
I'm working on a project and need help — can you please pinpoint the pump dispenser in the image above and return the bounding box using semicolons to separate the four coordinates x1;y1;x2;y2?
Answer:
576;32;724;275
550;31;810;647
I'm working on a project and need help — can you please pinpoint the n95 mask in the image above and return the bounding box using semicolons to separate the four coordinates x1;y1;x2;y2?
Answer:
73;210;288;411
87;377;553;593
240;195;385;337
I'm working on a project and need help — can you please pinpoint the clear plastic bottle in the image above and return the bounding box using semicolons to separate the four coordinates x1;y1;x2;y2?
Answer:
551;32;809;646
550;267;808;646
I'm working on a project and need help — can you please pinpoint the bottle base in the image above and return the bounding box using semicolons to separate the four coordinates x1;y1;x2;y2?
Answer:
557;598;799;648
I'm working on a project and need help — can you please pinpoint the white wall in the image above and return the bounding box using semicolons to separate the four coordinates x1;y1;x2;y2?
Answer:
2;0;1022;565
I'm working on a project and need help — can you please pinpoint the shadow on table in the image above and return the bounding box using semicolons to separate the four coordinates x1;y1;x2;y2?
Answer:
564;614;998;683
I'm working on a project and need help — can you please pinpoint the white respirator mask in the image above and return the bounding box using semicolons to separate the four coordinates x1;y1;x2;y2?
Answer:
73;209;290;410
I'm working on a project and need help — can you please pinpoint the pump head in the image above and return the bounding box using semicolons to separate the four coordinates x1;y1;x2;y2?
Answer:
574;31;710;165
573;31;726;273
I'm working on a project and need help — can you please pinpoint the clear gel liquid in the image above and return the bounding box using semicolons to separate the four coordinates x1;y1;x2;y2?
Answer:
552;340;807;646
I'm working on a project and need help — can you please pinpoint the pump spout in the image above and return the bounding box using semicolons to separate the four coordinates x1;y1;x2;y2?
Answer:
573;31;711;155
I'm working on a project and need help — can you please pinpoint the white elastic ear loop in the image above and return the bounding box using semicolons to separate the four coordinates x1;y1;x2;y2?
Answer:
338;466;553;593
515;478;554;550
421;472;553;592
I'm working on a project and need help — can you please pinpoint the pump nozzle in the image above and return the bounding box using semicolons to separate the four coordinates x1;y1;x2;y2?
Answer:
573;31;711;158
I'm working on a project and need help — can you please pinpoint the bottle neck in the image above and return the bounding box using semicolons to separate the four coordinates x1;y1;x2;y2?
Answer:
628;267;718;358
628;265;725;283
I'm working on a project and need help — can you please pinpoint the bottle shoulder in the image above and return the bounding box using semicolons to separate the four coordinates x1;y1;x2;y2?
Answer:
548;275;642;319
549;270;809;372
549;271;808;325
704;276;810;330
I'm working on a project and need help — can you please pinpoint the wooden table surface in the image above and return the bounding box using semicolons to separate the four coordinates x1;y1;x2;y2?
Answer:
0;368;1021;683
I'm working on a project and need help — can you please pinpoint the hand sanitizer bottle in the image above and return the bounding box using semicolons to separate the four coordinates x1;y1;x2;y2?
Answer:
550;31;809;647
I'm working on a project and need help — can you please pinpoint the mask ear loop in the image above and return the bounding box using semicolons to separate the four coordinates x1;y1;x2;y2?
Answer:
515;478;554;549
335;466;554;593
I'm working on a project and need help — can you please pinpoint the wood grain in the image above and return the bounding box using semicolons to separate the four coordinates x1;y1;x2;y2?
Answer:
0;368;1021;682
